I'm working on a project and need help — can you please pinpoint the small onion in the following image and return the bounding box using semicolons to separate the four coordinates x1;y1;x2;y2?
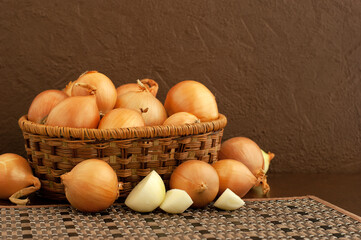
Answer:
212;159;269;197
163;112;200;126
98;108;145;129
115;81;167;126
164;80;219;122
46;87;100;128
0;153;41;205
28;90;68;124
61;159;122;212
72;71;117;114
117;78;158;97
169;160;219;208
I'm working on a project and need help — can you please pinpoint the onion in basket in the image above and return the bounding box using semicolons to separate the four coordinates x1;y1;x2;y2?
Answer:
61;159;122;212
115;80;167;126
46;84;100;128
164;80;219;122
116;78;158;97
98;108;145;129
71;71;117;114
0;153;41;205
28;90;68;124
163;112;200;126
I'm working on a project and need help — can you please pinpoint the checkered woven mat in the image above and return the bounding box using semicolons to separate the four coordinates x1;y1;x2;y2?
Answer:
1;196;360;239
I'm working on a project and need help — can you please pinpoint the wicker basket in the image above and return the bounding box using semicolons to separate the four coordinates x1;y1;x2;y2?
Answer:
18;114;227;200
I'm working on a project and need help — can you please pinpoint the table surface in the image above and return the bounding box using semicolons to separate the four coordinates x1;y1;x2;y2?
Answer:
1;173;360;216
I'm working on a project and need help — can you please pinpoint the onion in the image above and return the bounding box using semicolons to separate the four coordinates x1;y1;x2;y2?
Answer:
98;108;145;129
169;160;219;208
164;80;219;122
219;137;265;176
61;159;122;212
72;71;117;114
117;78;158;97
115;80;167;126
163;112;200;126
27;90;68;124
0;153;41;205
212;159;269;197
46;84;100;128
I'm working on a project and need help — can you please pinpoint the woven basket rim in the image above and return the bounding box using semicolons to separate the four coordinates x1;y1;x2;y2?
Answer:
18;114;227;140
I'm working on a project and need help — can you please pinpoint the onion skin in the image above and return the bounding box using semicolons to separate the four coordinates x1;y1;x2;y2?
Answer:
164;80;219;122
117;79;158;97
115;90;167;126
219;137;264;177
163;112;200;126
212;159;257;198
46;95;100;128
169;160;219;208
63;81;75;96
61;159;122;212
0;153;41;205
28;90;68;124
72;71;117;114
98;108;145;129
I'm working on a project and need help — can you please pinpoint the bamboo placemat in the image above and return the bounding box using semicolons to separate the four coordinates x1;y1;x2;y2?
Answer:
1;196;360;239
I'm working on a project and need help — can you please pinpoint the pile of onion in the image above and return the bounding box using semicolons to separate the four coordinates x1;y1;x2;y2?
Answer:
61;159;122;212
164;80;219;122
0;153;41;205
115;80;167;126
218;137;272;194
71;71;117;114
169;160;219;208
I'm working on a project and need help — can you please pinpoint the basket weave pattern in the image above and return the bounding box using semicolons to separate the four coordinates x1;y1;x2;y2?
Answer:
18;114;227;199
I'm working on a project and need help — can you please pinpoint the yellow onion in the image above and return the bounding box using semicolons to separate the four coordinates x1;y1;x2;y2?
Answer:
117;78;158;97
163;112;200;126
164;80;219;122
115;81;167;126
98;108;145;129
46;85;100;128
27;90;68;124
0;153;41;205
212;159;269;197
170;160;219;208
72;71;117;114
219;137;265;176
61;159;122;212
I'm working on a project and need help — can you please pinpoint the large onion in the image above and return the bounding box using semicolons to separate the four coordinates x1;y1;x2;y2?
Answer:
164;80;219;122
219;137;264;176
212;159;269;197
0;153;41;205
46;90;100;128
117;78;158;97
98;108;145;129
28;90;68;124
115;81;167;126
61;159;122;212
72;71;117;114
169;160;219;208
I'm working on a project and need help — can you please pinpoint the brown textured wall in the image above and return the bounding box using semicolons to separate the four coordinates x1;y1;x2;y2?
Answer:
0;1;360;173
